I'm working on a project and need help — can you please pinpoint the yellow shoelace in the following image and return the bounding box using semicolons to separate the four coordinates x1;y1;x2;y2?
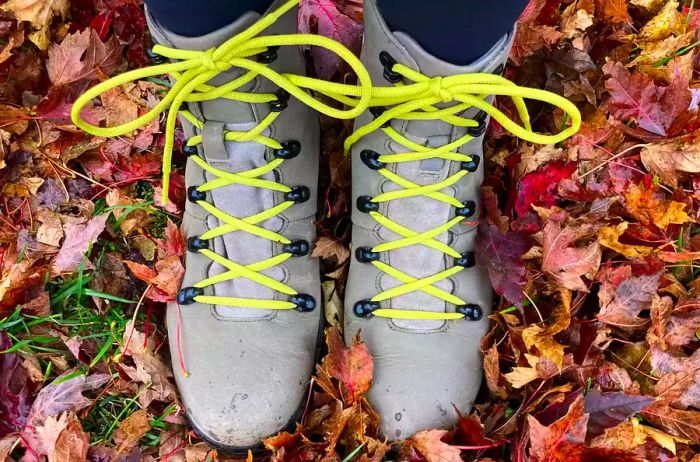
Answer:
321;61;582;321
71;0;372;311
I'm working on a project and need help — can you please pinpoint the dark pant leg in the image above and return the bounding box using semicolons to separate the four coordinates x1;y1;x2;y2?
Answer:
144;0;274;36
377;0;528;64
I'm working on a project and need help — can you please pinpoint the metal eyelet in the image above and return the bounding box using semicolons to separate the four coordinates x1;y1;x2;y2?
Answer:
182;143;198;156
187;186;206;203
269;89;290;112
284;186;310;204
466;111;487;137
146;48;166;64
355;247;380;263
455;200;476;218
273;140;302;160
455;252;476;268
369;106;389;127
457;304;483;321
257;45;279;63
177;287;204;305
354;299;379;317
379;51;401;83
284;240;310;257
290;293;316;312
460;155;481;172
187;236;208;252
360;150;385;170
357;196;379;213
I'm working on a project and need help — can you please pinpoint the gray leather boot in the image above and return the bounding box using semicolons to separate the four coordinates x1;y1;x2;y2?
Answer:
148;2;322;450
344;0;512;440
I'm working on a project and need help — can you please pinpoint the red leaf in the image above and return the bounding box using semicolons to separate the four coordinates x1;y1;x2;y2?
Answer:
596;264;661;331
298;0;363;79
603;61;691;137
321;328;373;404
515;160;577;216
476;223;530;307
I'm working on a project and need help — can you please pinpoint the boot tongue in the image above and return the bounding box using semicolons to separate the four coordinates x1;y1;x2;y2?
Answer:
146;9;262;123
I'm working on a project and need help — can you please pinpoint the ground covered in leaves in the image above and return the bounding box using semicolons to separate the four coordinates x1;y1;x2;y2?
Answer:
3;0;700;460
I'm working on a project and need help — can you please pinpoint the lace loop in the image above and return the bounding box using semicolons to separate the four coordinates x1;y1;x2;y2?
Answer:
71;0;373;204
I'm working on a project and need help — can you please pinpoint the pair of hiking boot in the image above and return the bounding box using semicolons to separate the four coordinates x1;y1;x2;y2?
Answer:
72;0;580;451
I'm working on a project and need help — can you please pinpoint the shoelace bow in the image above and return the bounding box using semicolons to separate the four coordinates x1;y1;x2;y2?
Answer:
71;0;373;314
320;60;582;321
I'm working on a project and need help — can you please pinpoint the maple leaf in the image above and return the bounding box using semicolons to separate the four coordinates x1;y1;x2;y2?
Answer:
603;61;691;136
125;256;184;300
584;390;655;437
52;214;108;274
47;29;121;86
320;328;373;404
641;402;700;444
515;161;578;217
637;0;685;42
624;183;691;229
597;222;655;258
541;216;601;291
113;409;151;453
407;430;462;462
311;236;350;264
596;0;628;23
596;264;661;330
48;412;90;462
528;395;644;462
119;321;176;407
522;290;572;368
0;0;67;29
528;395;588;461
661;299;700;351
651;347;700;410
476;223;530;307
640;138;700;188
510;22;563;66
483;343;508;399
298;0;363;80
0;332;40;436
21;372;109;457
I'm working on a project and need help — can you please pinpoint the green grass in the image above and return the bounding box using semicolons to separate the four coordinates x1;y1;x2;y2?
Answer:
0;247;152;444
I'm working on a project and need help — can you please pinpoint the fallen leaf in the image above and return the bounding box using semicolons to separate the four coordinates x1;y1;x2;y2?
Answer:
542;216;601;291
0;0;67;29
641;402;700;444
515;161;578;217
603;61;690;136
584;389;655;437
47;29;121;86
52;214;108;274
408;430;462;462
624;183;691;229
113;409;150;452
320;328;373;404
312;236;349;264
596;264;661;330
598;222;655;258
640;138;700;188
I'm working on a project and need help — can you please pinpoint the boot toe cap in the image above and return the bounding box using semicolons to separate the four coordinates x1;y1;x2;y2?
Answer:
357;325;485;441
168;306;318;450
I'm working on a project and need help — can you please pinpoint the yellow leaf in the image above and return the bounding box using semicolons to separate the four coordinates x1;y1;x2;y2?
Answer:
598;222;655;258
637;0;685;42
505;354;540;389
624;184;692;229
0;0;68;29
27;25;50;50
